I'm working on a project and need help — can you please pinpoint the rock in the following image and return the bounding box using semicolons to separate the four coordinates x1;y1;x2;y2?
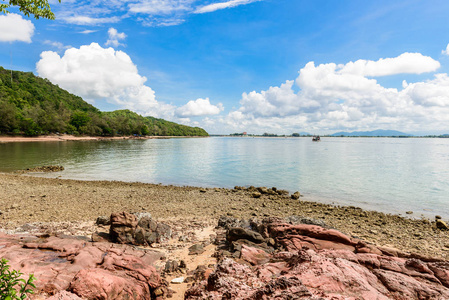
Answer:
227;227;265;244
96;215;111;226
165;260;179;273
171;277;185;284
47;291;83;300
70;268;156;299
199;189;207;193
109;211;171;246
291;191;300;200
436;215;442;220
276;189;289;196
436;219;449;230
91;231;110;242
257;187;268;194
189;244;205;255
185;219;449;299
109;212;138;244
284;215;328;228
0;233;164;299
23;165;64;173
240;244;270;265
406;211;413;215
251;192;261;198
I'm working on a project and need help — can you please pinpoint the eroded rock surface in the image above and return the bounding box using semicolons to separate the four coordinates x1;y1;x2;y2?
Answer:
0;232;165;299
186;217;449;300
109;211;172;246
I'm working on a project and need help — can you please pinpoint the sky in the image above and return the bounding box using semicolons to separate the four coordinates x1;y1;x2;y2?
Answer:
1;0;449;135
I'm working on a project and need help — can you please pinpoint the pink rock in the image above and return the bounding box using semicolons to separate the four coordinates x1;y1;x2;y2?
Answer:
0;233;164;299
69;269;151;299
186;221;449;299
240;245;270;265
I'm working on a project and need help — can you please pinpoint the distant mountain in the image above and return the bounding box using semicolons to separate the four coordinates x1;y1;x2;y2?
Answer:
0;66;208;137
331;129;413;137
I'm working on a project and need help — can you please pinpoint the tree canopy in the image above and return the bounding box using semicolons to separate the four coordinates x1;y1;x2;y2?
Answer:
0;0;60;19
0;66;209;137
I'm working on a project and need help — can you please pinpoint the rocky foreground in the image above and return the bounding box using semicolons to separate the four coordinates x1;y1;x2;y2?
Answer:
1;173;449;298
1;212;449;299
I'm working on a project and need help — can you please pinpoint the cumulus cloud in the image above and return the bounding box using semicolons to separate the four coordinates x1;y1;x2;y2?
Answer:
221;52;449;134
443;44;449;56
195;0;261;14
340;53;440;76
0;13;34;43
175;98;224;117
36;43;174;118
105;28;126;47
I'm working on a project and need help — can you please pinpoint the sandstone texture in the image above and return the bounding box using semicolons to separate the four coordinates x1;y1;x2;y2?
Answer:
186;217;449;299
0;232;165;299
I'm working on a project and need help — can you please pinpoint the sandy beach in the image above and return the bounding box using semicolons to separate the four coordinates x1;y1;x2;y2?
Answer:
0;172;448;260
0;135;196;143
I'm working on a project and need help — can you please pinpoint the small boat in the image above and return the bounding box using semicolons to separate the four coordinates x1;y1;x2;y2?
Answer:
312;135;320;141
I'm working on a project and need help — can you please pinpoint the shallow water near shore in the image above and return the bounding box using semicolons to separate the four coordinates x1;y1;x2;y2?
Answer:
1;136;449;219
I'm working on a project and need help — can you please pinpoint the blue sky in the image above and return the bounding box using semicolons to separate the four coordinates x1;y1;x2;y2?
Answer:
1;0;449;134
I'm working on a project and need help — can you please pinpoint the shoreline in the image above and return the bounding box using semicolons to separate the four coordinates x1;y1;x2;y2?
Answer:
0;172;448;260
0;134;208;143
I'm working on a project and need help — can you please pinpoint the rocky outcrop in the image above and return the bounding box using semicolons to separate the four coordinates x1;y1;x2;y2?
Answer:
0;232;166;299
109;211;172;246
186;217;449;299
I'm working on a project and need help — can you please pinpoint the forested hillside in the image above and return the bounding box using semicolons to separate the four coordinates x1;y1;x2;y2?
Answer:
0;67;208;136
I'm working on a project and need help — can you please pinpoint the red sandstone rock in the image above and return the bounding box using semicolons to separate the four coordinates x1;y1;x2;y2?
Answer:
0;233;165;299
186;221;449;299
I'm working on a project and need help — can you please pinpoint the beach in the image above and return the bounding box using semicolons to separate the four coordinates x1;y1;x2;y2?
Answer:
1;172;448;260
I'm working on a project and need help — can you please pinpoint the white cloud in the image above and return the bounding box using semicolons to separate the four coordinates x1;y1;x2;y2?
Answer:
36;43;174;118
175;98;224;117
443;44;449;56
0;13;34;43
53;0;263;27
44;40;72;51
63;15;120;25
80;30;98;34
340;53;440;76
219;52;449;134
195;0;261;14
129;0;194;14
105;28;126;47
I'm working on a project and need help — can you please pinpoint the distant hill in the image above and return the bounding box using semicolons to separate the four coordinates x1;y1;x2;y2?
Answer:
0;66;208;137
331;129;413;137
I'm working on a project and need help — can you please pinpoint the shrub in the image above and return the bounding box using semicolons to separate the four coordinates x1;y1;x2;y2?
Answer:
0;258;35;299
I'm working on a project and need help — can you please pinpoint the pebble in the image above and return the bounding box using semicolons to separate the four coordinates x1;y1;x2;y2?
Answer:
171;277;185;284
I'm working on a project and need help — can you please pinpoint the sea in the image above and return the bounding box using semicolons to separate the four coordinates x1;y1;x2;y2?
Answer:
1;136;448;219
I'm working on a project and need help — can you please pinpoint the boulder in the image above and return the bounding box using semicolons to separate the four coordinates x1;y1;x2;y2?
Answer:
109;212;171;246
291;191;301;200
0;233;165;299
436;219;449;230
227;227;265;244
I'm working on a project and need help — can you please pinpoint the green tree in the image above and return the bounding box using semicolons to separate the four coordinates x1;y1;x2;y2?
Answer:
0;0;60;20
70;111;91;130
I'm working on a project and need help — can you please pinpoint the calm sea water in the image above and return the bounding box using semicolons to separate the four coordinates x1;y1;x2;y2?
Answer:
1;137;449;219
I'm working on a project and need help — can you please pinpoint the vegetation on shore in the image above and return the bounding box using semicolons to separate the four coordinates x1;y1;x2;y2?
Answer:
0;67;208;137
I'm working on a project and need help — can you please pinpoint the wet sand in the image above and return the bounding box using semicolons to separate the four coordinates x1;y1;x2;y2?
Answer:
1;173;448;260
